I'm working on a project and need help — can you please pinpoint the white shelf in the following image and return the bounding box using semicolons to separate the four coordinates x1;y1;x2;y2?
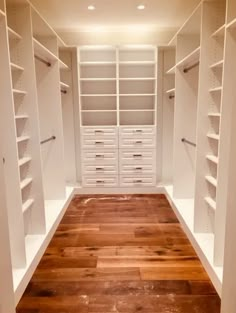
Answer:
15;115;28;120
211;24;225;37
120;93;156;96
60;81;70;89
80;78;116;81
166;65;176;75
176;46;200;68
0;9;5;17
207;133;220;141
13;89;27;95
59;59;69;70
166;88;175;94
205;197;216;212
227;18;236;29
81;110;116;112
22;199;34;214
10;63;24;72
20;178;33;190
81;94;117;97
210;60;224;69
80;61;116;66
8;26;22;40
18;157;31;167
33;38;58;64
119;77;155;81
16;136;30;143
209;86;222;93
120;109;155;112
119;61;156;65
205;175;217;188
206;155;218;165
208;112;221;118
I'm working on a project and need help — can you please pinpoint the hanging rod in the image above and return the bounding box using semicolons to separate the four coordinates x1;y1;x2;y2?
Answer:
181;138;196;147
61;90;67;94
169;95;175;99
40;136;56;145
183;61;199;73
34;55;51;67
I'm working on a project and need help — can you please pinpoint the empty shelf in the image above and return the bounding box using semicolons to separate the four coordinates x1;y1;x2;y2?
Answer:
211;24;225;37
176;47;200;68
166;88;175;94
205;175;217;188
16;136;30;143
15;115;28;120
208;112;221;118
60;82;70;89
119;61;156;65
11;63;24;72
18;157;31;167
13;89;27;95
33;38;58;64
20;178;33;190
166;65;176;75
207;133;220;140
206;155;218;165
22;199;34;214
81;94;117;97
209;86;222;93
8;27;22;40
210;60;224;69
80;78;116;81
59;59;69;70
80;61;116;66
119;77;156;81
205;197;216;211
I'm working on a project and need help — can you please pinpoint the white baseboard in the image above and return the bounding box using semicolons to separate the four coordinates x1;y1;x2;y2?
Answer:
74;185;165;194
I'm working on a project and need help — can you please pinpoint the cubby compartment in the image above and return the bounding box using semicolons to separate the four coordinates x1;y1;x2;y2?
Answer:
119;110;155;126
80;80;116;95
81;95;117;111
82;111;117;126
80;47;116;63
119;95;155;110
119;64;155;78
80;64;116;79
119;80;155;95
119;47;156;62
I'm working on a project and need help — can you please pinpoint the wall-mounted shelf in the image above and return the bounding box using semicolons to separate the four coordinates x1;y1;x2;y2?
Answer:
20;178;33;190
13;89;27;95
209;86;222;93
15;115;29;120
207;133;220;140
11;63;24;72
166;65;176;75
16;136;30;143
211;24;225;38
33;38;58;64
8;26;22;40
208;113;221;118
206;155;218;164
205;197;216;211
176;46;200;69
22;199;34;214
210;60;224;69
18;157;31;167
205;175;217;188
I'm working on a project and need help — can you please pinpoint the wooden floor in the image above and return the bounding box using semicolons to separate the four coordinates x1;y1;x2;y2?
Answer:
17;194;221;313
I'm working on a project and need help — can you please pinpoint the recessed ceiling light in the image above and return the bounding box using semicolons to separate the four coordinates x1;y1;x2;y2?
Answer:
88;5;95;10
137;4;145;10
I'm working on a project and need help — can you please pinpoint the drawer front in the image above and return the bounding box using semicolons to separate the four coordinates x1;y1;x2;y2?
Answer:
120;164;154;175
120;175;156;187
120;137;155;149
82;150;118;164
82;164;118;175
82;176;118;187
82;127;117;136
82;137;118;149
120;126;155;137
119;149;156;165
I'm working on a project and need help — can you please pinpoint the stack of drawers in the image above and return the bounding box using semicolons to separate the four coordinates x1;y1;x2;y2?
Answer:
81;127;119;187
81;126;156;187
119;126;156;187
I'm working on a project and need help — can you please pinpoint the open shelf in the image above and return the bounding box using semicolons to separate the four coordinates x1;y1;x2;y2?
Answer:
206;155;218;165
33;38;58;64
18;157;31;167
13;89;27;95
227;18;236;29
80;78;116;81
8;26;22;40
166;65;176;75
211;24;225;38
205;197;216;211
20;178;33;190
166;88;175;95
208;113;221;118
205;175;217;188
15;115;29;120
11;63;24;72
16;136;30;143
119;61;156;65
60;81;70;89
59;59;69;70
209;86;222;93
22;199;34;214
210;60;224;69
207;133;220;140
119;77;155;81
80;61;116;66
176;46;200;68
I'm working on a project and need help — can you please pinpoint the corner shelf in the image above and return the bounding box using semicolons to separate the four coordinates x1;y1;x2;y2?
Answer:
15;115;29;120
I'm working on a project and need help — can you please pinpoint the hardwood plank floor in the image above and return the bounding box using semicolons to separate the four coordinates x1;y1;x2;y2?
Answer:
17;194;221;313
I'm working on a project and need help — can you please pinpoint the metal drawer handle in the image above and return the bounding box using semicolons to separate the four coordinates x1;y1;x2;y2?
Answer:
134;180;143;183
134;129;143;133
96;167;104;171
95;154;104;158
96;180;105;183
135;167;143;170
133;154;142;158
95;141;104;144
135;141;142;144
95;130;104;133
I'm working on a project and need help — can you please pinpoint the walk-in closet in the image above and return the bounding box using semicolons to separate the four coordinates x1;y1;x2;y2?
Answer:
0;0;236;312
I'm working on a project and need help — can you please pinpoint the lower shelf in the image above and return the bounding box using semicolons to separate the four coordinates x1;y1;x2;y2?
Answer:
164;185;223;296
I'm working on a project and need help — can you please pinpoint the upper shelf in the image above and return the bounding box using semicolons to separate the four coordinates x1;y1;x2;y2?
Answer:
211;24;225;38
176;46;200;69
33;38;58;64
166;65;176;75
8;27;22;40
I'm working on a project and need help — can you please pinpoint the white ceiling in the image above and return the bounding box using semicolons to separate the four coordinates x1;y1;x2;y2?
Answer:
30;0;200;33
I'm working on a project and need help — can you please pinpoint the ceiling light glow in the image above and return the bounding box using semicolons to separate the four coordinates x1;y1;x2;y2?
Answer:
137;4;145;10
88;5;95;10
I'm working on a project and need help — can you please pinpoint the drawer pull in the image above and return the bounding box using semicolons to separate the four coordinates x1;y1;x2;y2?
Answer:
135;141;142;144
95;154;104;158
95;141;104;145
96;167;104;171
134;129;143;133
133;154;142;158
134;180;143;183
95;130;104;133
135;167;143;170
96;180;105;184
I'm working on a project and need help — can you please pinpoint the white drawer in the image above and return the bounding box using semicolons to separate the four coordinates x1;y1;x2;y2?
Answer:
119;137;155;149
120;126;156;137
82;164;118;175
120;175;156;187
82;127;117;136
82;176;118;187
82;137;118;149
120;164;155;175
119;149;156;165
82;150;118;164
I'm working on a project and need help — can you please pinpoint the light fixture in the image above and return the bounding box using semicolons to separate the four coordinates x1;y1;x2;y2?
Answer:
88;5;95;10
137;4;145;10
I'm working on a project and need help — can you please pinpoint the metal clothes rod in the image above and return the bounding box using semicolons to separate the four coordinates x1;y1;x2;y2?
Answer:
181;138;196;147
183;61;199;73
40;136;56;145
61;90;67;94
34;55;51;67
